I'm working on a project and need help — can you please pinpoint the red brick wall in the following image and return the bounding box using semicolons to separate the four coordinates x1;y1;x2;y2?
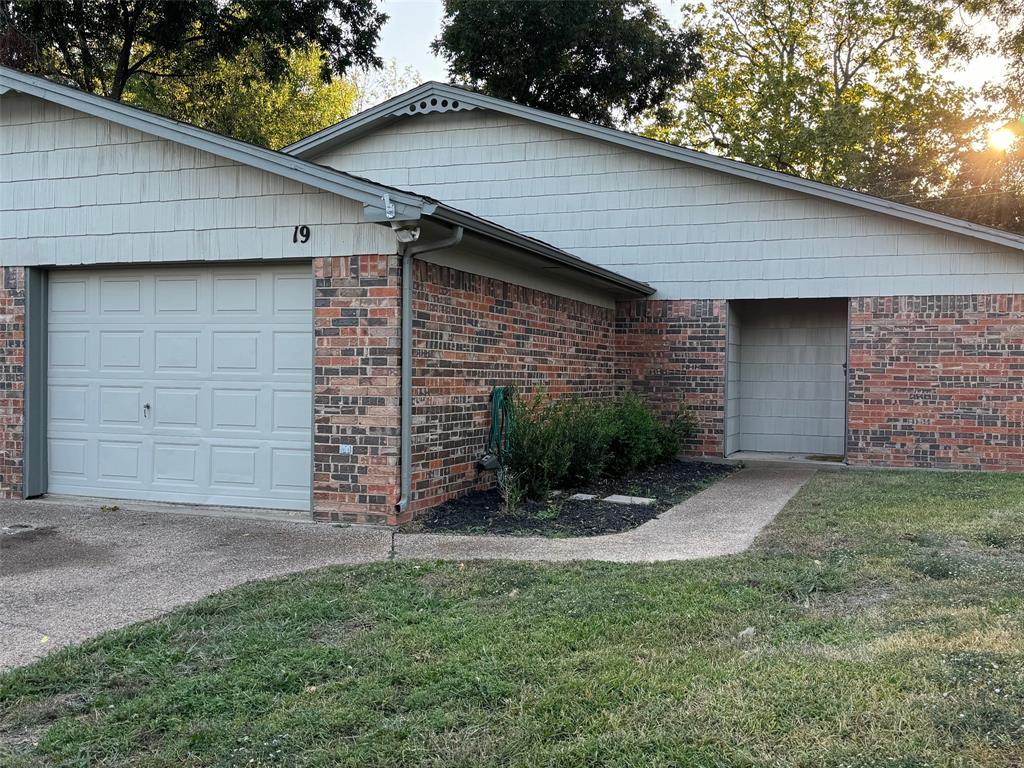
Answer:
848;295;1024;470
312;256;401;524
615;299;727;457
0;267;25;499
408;260;618;514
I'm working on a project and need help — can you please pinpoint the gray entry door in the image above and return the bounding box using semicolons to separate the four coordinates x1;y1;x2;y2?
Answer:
735;299;847;456
46;263;313;510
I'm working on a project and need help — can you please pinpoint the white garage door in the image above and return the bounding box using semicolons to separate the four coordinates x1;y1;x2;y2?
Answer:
735;299;847;456
46;264;313;511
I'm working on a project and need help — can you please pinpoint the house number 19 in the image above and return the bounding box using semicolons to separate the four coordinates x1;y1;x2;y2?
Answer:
292;225;311;243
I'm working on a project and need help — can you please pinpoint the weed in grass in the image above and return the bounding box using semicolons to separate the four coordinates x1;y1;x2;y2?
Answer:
910;550;962;580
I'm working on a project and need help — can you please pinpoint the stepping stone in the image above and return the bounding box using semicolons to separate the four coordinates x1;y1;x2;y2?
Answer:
568;493;597;501
602;494;655;506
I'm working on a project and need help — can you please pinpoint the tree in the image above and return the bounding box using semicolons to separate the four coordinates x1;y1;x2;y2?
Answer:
0;0;386;100
918;0;1024;232
431;0;703;127
653;0;985;203
126;44;359;149
352;58;421;112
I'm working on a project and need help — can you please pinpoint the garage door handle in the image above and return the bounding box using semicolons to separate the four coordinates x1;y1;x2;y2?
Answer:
143;403;151;418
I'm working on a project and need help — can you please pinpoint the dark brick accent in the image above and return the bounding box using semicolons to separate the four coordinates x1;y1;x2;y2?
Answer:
408;260;618;515
848;295;1024;470
312;255;401;524
615;299;727;456
0;267;25;499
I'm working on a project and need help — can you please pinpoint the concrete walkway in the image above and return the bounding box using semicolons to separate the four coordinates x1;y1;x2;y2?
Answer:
395;466;814;562
1;466;812;669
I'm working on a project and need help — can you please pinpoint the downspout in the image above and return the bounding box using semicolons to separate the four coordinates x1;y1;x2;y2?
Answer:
394;224;464;519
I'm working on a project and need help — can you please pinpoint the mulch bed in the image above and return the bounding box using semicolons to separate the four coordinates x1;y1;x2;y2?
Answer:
405;460;737;538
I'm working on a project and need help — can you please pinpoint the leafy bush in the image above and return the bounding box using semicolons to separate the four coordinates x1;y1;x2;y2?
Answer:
556;396;613;485
496;390;697;505
603;392;670;477
502;392;573;501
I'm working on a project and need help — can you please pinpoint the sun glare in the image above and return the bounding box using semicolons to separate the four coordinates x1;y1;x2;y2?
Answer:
989;126;1017;152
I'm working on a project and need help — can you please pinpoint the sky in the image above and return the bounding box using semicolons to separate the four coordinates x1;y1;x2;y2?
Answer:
376;0;1006;93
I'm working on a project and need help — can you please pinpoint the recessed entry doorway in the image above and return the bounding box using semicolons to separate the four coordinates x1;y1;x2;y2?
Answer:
726;299;848;459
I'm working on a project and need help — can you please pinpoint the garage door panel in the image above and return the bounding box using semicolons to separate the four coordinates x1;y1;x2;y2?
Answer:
155;276;200;313
97;440;143;482
99;331;143;370
47;264;312;511
153;443;199;484
49;438;88;479
49;385;89;423
49;331;88;369
272;391;311;434
210;445;258;487
213;275;259;313
50;279;87;314
153;387;201;428
211;388;261;432
98;386;143;426
271;449;311;492
154;331;201;371
274;275;312;313
100;278;142;313
272;331;312;373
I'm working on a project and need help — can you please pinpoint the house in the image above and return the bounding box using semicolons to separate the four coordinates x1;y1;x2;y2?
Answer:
1;68;1022;526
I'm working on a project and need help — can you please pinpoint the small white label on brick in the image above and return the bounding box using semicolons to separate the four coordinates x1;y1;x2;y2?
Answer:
338;444;354;455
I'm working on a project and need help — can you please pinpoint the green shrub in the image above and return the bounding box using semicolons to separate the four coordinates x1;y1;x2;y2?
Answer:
557;396;612;485
501;392;572;501
602;392;666;477
601;393;698;477
497;390;698;505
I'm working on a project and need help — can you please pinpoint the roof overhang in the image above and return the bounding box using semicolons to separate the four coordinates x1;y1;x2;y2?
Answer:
285;81;1024;255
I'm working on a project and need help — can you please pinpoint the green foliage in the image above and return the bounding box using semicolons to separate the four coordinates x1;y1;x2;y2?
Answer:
0;0;386;100
502;393;573;502
432;0;702;127
556;397;614;486
652;0;986;205
498;391;696;505
602;392;693;477
127;44;358;149
496;464;526;517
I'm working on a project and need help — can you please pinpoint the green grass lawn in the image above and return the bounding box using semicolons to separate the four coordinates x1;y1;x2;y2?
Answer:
3;471;1024;767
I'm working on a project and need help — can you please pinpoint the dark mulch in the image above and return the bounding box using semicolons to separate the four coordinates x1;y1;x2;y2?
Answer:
405;460;737;538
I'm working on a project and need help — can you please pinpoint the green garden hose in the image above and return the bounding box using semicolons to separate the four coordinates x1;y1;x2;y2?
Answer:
479;386;512;469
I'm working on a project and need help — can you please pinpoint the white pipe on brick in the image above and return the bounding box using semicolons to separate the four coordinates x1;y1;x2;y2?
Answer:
395;224;464;519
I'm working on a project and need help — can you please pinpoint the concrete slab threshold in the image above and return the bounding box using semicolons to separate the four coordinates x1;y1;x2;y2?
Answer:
393;466;815;563
35;494;314;524
726;451;849;471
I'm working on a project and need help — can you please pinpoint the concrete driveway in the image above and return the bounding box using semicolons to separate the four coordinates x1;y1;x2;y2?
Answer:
0;499;392;670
